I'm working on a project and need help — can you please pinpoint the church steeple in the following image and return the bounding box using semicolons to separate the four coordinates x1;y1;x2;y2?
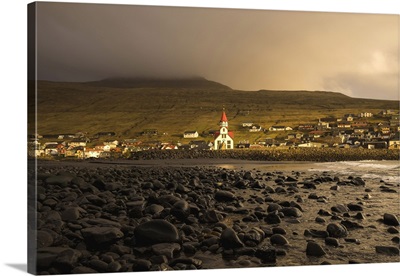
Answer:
219;108;228;128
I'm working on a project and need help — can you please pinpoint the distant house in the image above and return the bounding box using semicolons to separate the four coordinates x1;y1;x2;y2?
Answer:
287;133;302;140
298;124;316;131
44;144;59;156
141;129;158;136
249;125;262;132
379;110;397;116
183;131;199;138
318;117;337;130
351;121;368;128
337;122;352;129
84;148;102;158
189;140;212;150
237;143;250;148
69;138;88;147
353;128;369;134
43;143;64;156
359;112;373;118
390;115;400;128
269;126;292;131
309;131;326;138
364;141;387;149
380;127;391;134
104;140;119;146
301;134;313;143
242;122;253;127
161;144;178;150
95;131;116;137
344;114;356;121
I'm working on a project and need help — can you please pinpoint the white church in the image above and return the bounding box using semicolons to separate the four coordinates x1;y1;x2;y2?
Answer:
214;109;234;150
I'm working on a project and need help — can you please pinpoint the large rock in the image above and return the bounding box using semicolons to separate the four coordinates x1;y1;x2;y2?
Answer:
53;248;82;271
134;219;180;245
375;246;400;255
81;227;124;245
331;204;349;213
61;207;81;222
37;247;70;269
306;241;326;257
200;210;224;223
36;230;54;248
220;227;244;249
171;200;191;220
347;203;363;211
327;223;348;238
215;190;236;202
255;247;277;263
270;234;289;246
267;203;282;213
281;207;303;218
45;175;73;187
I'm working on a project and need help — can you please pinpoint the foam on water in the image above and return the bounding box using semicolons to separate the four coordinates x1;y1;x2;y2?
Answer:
309;160;400;183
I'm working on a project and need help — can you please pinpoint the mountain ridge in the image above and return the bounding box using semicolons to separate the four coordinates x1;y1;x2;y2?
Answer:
83;76;232;90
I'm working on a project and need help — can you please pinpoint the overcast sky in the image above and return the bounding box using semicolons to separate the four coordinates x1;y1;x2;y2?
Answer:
35;2;399;100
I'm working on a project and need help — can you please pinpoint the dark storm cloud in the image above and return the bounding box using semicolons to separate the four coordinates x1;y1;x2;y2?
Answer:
36;2;398;99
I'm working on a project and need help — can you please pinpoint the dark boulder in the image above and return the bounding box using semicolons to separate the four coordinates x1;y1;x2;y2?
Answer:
383;213;399;226
327;223;348;238
134;219;180;246
306;241;326;257
220;227;244;249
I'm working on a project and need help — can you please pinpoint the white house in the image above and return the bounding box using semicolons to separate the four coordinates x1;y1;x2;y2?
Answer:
84;148;103;158
360;112;373;118
214;109;234;150
269;126;293;131
183;131;199;138
249;125;262;132
242;122;253;127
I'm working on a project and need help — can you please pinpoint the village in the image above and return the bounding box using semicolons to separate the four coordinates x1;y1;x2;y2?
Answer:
28;109;400;159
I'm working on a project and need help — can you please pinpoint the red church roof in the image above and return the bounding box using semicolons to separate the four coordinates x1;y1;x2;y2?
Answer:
220;110;228;122
214;131;234;139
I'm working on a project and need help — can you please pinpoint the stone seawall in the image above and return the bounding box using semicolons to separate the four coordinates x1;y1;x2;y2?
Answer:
131;148;399;162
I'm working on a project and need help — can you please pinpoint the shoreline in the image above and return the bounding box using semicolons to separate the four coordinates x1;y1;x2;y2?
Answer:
29;160;399;274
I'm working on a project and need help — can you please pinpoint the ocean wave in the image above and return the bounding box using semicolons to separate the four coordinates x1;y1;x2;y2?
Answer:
308;160;399;181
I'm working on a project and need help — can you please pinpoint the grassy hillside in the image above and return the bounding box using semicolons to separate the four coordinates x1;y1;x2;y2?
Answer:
29;78;399;143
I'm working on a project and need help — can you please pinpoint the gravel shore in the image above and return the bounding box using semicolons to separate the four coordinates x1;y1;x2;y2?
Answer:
29;159;399;274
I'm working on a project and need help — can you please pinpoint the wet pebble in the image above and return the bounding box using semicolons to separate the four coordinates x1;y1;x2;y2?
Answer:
325;237;340;247
387;227;399;234
326;223;348;238
383;213;399;226
270;234;289;246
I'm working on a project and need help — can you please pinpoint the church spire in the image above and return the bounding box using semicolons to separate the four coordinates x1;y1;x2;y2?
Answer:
219;108;228;127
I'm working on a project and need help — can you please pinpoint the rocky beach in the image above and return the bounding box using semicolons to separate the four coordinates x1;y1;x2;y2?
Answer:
29;157;400;274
